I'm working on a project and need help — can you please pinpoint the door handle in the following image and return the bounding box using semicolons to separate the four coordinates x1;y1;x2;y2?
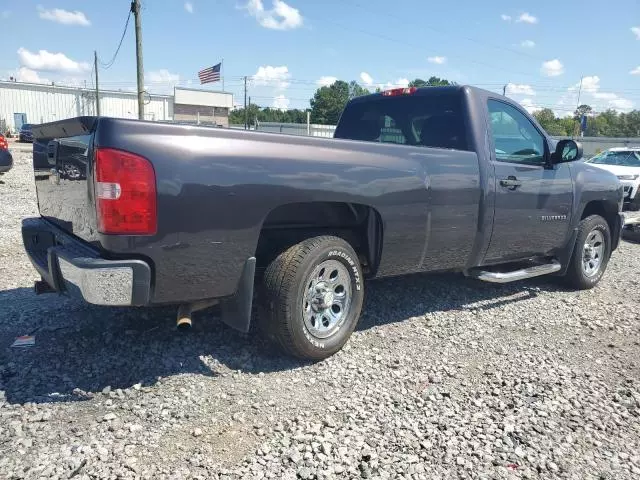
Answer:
500;176;522;190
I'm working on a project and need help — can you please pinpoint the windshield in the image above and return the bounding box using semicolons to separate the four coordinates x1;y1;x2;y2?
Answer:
588;150;640;167
334;92;470;151
21;124;33;130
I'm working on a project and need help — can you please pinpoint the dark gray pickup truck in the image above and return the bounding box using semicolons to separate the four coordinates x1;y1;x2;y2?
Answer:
23;85;624;360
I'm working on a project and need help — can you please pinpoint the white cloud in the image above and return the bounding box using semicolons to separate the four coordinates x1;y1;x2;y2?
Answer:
521;40;535;48
273;94;290;110
360;72;373;86
500;14;511;21
146;69;180;85
317;76;337;87
379;78;410;90
17;47;90;73
506;83;536;96
519;98;540;114
14;67;50;84
427;56;446;65
578;76;601;93
593;92;618;100
184;2;193;13
632;27;640;40
567;75;634;112
630;66;640;75
37;6;90;26
608;97;634;110
245;0;303;30
253;65;290;89
516;13;538;24
541;59;563;77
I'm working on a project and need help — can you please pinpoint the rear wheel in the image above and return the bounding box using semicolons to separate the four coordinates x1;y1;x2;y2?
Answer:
259;235;364;360
563;214;611;289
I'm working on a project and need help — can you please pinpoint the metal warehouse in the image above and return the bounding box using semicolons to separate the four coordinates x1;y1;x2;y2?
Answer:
0;81;233;132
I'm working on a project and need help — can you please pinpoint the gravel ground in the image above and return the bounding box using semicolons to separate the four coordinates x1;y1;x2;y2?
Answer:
1;146;640;480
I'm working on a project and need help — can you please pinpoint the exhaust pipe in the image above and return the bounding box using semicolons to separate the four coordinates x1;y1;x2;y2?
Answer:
176;299;219;330
176;304;192;329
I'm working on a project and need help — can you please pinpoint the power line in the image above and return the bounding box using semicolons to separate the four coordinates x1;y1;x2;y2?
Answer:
23;75;640;101
99;10;132;69
338;0;544;62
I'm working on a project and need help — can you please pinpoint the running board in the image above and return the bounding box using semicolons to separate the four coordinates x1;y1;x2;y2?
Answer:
470;260;561;284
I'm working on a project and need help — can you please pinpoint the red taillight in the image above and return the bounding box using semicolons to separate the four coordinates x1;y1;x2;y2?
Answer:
0;136;7;150
95;148;157;235
382;87;417;96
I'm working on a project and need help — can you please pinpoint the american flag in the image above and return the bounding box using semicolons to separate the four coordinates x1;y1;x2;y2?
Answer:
198;62;221;84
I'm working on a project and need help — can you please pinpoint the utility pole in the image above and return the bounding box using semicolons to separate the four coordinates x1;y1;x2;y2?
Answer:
248;96;251;129
244;76;248;130
94;51;100;116
574;76;584;137
131;0;144;120
502;84;507;96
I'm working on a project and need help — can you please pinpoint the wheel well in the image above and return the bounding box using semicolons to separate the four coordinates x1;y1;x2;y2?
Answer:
581;200;618;234
256;202;383;276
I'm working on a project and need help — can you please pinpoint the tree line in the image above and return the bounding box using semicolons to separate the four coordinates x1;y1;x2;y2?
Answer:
533;106;640;138
230;78;640;138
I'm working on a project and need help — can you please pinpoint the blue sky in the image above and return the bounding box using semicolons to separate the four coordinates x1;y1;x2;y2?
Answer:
1;0;639;116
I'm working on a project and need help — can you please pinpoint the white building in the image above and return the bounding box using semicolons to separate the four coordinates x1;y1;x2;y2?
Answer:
173;87;233;125
0;80;233;132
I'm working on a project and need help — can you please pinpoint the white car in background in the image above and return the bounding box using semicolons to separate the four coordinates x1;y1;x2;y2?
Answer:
585;147;640;211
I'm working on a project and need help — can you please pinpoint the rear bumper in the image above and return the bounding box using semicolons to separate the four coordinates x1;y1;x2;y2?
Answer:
21;217;151;306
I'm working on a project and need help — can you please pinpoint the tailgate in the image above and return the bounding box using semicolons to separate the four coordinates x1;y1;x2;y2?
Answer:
32;117;98;243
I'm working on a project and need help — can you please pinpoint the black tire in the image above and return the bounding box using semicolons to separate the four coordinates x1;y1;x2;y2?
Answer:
259;235;364;360
563;214;611;290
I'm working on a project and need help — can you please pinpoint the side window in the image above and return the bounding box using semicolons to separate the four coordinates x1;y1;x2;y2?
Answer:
488;99;546;165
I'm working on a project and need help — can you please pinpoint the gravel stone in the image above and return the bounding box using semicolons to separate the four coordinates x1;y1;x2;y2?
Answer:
1;145;640;479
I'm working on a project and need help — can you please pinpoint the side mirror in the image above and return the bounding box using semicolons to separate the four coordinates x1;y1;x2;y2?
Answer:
552;139;583;164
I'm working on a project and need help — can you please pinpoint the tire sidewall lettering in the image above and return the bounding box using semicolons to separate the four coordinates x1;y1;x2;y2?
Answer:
302;327;326;349
327;249;361;291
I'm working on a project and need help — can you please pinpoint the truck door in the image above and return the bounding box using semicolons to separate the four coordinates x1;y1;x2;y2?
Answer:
484;98;572;263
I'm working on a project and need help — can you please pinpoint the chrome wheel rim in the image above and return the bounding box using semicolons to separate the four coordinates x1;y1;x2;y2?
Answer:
64;163;81;179
302;260;352;339
582;229;605;277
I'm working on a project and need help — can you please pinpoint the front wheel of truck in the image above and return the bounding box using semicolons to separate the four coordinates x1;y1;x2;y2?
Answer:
563;214;612;290
259;235;364;360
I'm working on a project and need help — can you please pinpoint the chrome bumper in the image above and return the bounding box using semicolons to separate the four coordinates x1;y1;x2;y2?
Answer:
22;218;151;306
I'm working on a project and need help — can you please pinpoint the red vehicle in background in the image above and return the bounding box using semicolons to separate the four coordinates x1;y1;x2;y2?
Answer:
0;134;13;175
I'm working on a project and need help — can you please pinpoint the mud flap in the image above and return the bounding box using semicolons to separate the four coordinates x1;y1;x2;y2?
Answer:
219;257;256;333
554;227;579;277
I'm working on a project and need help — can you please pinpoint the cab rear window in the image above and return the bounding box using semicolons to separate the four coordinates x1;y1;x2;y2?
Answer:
334;92;470;151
